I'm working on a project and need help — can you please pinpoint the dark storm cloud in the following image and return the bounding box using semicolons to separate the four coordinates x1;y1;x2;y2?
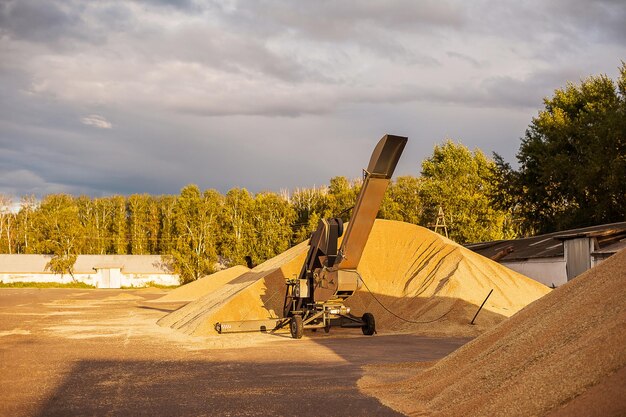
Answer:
0;0;107;46
149;26;313;83
226;0;466;38
547;0;626;43
0;0;624;197
0;0;79;42
140;0;199;10
446;52;484;68
215;0;466;62
397;68;585;109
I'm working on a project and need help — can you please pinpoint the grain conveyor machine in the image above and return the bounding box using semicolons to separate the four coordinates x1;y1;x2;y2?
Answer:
215;134;407;338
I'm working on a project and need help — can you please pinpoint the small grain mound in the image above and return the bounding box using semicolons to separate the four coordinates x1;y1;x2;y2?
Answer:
360;248;626;416
160;220;549;337
149;265;250;303
157;240;309;335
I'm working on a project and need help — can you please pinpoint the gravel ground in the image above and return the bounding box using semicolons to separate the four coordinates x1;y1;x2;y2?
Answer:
0;288;468;417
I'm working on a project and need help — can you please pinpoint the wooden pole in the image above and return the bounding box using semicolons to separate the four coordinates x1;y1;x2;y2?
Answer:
470;289;494;325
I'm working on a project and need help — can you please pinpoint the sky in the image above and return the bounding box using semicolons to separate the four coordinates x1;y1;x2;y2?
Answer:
1;0;625;198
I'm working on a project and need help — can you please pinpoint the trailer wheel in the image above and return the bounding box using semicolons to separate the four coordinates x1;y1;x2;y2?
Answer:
324;323;331;333
361;313;375;336
290;315;303;339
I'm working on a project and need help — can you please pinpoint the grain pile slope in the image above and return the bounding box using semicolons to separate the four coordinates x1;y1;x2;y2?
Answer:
149;265;250;303
160;220;549;337
361;248;626;417
346;221;549;336
157;240;308;335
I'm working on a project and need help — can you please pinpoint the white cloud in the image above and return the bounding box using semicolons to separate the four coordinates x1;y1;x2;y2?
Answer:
81;114;112;129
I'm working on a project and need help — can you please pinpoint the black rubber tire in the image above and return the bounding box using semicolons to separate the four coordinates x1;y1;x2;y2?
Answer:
290;315;304;339
361;313;376;336
324;324;331;333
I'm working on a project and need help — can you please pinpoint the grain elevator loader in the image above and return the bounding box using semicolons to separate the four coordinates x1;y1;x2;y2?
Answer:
215;134;407;338
282;134;407;338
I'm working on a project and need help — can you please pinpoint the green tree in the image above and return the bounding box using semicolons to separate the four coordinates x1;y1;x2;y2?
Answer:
14;195;37;254
128;194;151;254
0;194;15;254
291;186;330;243
517;64;626;233
379;176;422;224
250;192;296;264
93;197;114;254
157;195;177;254
220;188;254;265
420;140;514;243
167;185;221;284
327;176;360;221
109;195;128;254
76;196;99;254
32;194;83;278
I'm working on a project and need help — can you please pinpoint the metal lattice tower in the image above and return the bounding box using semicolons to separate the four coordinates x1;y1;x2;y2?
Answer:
434;206;449;239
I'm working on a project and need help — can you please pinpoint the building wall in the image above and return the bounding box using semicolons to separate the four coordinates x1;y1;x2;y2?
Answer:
563;238;594;280
0;271;179;288
501;258;567;288
0;254;179;288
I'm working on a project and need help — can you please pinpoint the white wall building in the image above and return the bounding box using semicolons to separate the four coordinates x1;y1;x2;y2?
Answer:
0;254;179;288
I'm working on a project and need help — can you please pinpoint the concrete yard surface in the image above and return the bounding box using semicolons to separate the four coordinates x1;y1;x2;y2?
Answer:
0;288;469;417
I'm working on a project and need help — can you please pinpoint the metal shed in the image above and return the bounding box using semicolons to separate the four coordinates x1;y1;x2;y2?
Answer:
465;222;626;287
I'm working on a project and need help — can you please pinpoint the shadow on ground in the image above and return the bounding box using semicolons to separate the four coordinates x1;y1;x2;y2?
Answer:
34;358;404;417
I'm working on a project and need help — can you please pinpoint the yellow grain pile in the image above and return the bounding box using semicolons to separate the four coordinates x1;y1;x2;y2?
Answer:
159;220;549;337
345;221;550;336
149;265;250;303
360;248;626;416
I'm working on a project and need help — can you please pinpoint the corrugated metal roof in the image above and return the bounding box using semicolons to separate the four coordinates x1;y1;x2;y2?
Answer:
0;255;174;274
465;222;626;262
592;238;626;255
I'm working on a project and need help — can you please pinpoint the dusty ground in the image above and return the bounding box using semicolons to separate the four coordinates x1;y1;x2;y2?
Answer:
0;288;469;417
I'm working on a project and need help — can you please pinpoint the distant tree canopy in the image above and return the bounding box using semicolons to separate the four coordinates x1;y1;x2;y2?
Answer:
0;139;513;284
514;63;626;234
420;141;515;243
1;65;623;281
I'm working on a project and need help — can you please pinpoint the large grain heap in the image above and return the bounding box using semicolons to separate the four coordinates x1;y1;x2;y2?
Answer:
159;220;549;337
360;248;626;416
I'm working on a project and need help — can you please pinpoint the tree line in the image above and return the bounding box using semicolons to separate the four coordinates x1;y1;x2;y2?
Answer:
1;64;624;283
0;147;513;284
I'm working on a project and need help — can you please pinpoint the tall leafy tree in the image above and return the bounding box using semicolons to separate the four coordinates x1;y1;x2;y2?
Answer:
157;195;177;254
76;196;99;254
420;140;514;243
109;195;128;254
220;188;254;265
146;197;160;254
291;186;330;243
128;194;151;254
93;197;114;254
250;192;296;264
379;176;422;224
517;64;626;233
167;185;221;283
14;195;37;254
327;176;360;221
32;194;83;278
0;194;15;254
